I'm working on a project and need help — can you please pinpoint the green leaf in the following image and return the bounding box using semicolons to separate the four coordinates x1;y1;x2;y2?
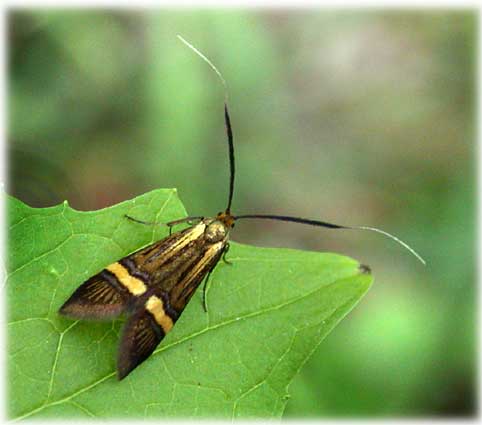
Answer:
7;189;372;419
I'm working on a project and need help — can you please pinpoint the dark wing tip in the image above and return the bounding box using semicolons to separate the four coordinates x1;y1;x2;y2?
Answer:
58;274;128;320
58;300;76;316
117;345;140;380
117;364;130;381
117;311;164;380
58;296;89;318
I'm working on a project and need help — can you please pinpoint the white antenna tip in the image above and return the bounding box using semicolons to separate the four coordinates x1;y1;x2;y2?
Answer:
176;34;228;96
356;226;426;266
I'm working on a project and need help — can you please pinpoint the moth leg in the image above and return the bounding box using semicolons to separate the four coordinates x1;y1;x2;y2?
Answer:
166;216;204;236
202;268;216;313
124;214;161;226
222;243;232;265
125;215;203;232
166;216;204;227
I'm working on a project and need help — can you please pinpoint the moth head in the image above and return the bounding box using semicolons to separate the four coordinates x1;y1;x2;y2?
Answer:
205;220;229;243
216;211;235;229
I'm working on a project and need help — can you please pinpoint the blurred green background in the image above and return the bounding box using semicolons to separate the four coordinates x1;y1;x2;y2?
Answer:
8;9;475;417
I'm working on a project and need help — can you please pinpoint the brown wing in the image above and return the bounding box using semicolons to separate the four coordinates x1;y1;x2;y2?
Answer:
59;270;133;320
58;226;195;320
59;220;229;380
117;308;164;379
115;240;226;380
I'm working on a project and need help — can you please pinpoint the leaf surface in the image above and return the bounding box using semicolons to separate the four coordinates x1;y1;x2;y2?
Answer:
7;189;372;419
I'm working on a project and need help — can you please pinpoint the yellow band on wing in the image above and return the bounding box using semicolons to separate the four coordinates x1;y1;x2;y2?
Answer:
106;262;147;296
145;295;174;333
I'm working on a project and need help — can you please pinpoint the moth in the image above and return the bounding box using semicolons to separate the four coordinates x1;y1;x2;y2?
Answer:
59;37;424;380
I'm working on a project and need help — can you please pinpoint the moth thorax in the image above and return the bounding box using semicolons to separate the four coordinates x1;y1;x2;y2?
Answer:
204;221;227;243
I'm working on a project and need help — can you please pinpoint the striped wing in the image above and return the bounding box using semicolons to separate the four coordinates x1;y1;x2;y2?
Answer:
59;224;198;320
59;221;228;379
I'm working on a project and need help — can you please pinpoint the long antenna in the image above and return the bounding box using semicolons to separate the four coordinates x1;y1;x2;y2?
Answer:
234;214;426;265
177;35;425;266
223;104;235;213
177;35;235;213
